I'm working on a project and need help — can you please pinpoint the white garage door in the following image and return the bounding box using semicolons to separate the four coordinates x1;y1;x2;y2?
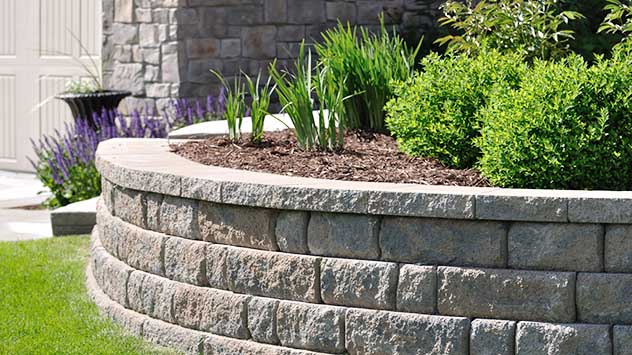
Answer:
0;0;101;172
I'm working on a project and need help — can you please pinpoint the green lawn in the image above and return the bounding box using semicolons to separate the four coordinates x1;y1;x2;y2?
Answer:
0;236;179;355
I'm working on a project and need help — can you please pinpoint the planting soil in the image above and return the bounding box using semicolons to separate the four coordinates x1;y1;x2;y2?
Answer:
171;130;489;186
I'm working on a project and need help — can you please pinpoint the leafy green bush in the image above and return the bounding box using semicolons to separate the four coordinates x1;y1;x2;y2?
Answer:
315;18;421;131
477;51;632;190
385;48;525;168
437;0;584;60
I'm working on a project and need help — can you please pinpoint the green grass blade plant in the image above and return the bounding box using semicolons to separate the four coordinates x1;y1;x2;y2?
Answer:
244;71;274;144
315;15;421;132
211;70;245;142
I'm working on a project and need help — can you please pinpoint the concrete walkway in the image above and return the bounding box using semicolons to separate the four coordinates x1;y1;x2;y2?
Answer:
0;170;52;241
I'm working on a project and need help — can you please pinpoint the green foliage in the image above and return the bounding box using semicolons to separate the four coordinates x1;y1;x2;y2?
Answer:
599;0;632;39
269;42;347;150
64;80;100;94
477;52;632;190
36;157;101;209
436;0;585;60
244;71;274;144
385;49;526;168
212;70;246;142
315;17;421;131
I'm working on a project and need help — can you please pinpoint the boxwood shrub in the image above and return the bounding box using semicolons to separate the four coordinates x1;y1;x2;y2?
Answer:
477;49;632;190
385;48;525;168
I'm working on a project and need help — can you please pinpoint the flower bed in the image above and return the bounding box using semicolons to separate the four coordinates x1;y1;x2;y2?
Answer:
89;137;632;355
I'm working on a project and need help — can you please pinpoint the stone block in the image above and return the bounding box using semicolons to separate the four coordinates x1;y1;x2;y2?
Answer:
288;0;325;24
380;217;507;267
569;195;632;223
114;0;133;23
320;258;397;310
226;247;320;303
346;309;470;355
143;193;162;232
242;26;277;58
143;317;208;355
162;52;180;83
248;297;279;345
180;177;221;203
173;8;198;25
160;196;199;239
165;237;208;286
113;187;144;228
110;23;138;45
101;178;115;214
470;319;516;355
135;8;151;22
357;1;384;24
277;301;345;353
577;273;632;324
307;213;379;259
265;0;287;23
126;271;146;314
204;334;329;355
141;47;160;65
227;5;263;25
277;25;305;42
368;190;475;219
508;223;603;272
437;267;575;323
326;1;357;22
476;194;567;222
100;253;134;308
139;24;158;47
206;244;228;290
516;322;611;355
396;265;436;314
111;63;145;95
187;38;220;58
198;202;278;250
275;211;309;254
146;83;171;98
614;325;632;355
220;38;241;58
142;272;177;323
119;224;165;276
606;224;632;272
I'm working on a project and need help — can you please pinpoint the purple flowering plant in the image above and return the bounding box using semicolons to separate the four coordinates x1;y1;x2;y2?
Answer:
32;95;226;208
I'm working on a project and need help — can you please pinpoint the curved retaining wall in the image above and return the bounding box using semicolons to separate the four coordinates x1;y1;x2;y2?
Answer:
90;138;632;355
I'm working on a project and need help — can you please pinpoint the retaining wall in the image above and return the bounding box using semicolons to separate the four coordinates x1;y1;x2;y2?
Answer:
90;138;632;355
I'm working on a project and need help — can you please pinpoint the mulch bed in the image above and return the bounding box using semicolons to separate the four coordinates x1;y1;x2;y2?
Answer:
171;130;489;187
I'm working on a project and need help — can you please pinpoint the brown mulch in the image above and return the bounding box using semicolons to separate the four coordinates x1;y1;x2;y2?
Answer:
171;130;490;187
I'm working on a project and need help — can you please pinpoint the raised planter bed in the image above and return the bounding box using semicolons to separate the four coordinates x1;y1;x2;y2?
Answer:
90;137;632;355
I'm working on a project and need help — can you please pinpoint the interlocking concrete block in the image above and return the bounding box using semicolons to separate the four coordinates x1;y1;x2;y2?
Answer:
470;319;516;355
99;253;134;308
165;237;208;286
206;244;228;290
198;201;278;250
516;322;610;355
226;247;320;303
307;213;379;259
320;258;397;310
396;265;436;314
242;26;277;58
113;187;144;228
577;273;632;324
248;297;279;345
276;211;309;254
380;217;507;267
277;301;345;353
288;0;324;24
143;192;163;232
198;289;250;339
606;224;632;272
614;325;632;355
119;223;165;276
368;190;475;219
508;223;603;272
345;309;470;355
476;194;567;222
437;267;575;323
204;334;333;355
143;317;208;355
569;195;632;223
181;176;222;202
141;272;177;323
101;178;115;214
160;196;199;239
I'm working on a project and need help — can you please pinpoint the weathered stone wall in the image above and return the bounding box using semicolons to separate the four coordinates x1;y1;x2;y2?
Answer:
101;0;440;114
89;138;632;355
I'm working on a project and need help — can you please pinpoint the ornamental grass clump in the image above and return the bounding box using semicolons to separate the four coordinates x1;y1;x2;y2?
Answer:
315;17;421;131
269;42;347;150
244;71;274;144
212;70;246;142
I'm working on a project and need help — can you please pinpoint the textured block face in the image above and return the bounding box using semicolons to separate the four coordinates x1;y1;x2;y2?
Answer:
119;224;165;276
173;284;206;330
437;267;575;323
470;319;516;355
144;192;163;231
160;196;199;239
516;322;611;355
113;187;145;228
320;258;398;310
142;273;177;323
276;211;309;254
226;247;320;303
276;301;346;353
397;265;436;314
380;217;507;267
101;178;115;214
307;213;379;259
198;202;278;250
165;237;208;286
198;289;250;339
143;318;207;355
614;326;632;355
508;223;603;272
100;253;134;308
206;244;228;290
606;225;632;272
476;195;567;222
248;297;279;345
577;273;632;324
345;309;470;355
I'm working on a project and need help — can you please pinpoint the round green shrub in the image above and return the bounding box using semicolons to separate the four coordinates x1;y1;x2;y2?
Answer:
478;51;632;190
385;49;525;169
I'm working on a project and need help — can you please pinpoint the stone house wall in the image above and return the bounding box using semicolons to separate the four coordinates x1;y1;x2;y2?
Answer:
101;0;442;114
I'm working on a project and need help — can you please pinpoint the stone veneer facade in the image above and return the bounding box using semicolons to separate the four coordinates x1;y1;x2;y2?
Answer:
101;0;440;114
90;138;632;355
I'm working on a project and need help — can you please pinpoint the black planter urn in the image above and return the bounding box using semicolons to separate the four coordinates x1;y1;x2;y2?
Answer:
56;90;131;127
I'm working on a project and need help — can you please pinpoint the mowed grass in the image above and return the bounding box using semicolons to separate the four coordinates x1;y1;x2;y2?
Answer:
0;236;179;355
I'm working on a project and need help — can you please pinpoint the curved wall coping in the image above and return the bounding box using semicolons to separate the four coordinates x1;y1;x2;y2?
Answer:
96;138;632;224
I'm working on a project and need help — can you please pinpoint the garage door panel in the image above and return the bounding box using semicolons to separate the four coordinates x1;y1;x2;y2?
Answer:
0;75;17;161
39;75;73;137
0;0;16;56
